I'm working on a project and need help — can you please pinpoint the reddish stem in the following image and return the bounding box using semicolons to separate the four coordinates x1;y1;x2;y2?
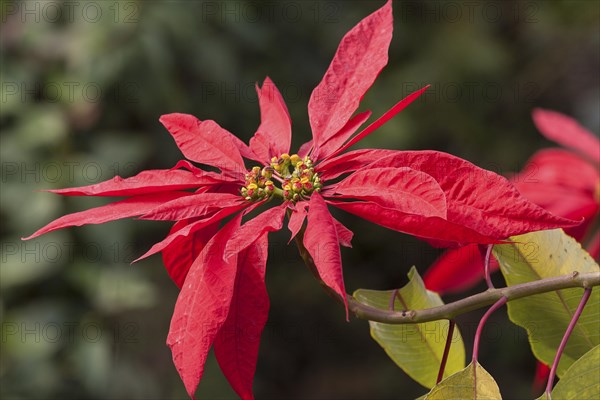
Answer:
472;296;507;363
484;244;494;289
436;319;456;384
544;287;592;397
471;296;507;399
389;289;399;311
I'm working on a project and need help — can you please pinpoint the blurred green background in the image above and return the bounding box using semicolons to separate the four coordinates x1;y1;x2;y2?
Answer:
1;0;599;399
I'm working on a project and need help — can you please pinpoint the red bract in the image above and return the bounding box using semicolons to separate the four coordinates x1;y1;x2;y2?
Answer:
424;109;600;294
24;2;577;398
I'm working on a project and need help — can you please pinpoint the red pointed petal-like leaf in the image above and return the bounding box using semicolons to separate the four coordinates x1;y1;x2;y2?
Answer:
288;202;352;247
423;244;498;294
333;217;353;248
171;160;245;184
315;111;372;161
162;220;220;288
23;192;190;240
167;214;243;398
330;167;447;218
224;204;286;260
140;192;244;221
47;168;219;197
298;140;313;158
317;148;396;181
160;113;247;176
513;148;599;197
532;108;600;163
304;193;349;319
363;151;579;239
214;234;269;400
308;1;392;153
249;77;292;160
325;86;429;160
134;204;247;264
287;201;309;242
533;362;551;394
328;199;498;247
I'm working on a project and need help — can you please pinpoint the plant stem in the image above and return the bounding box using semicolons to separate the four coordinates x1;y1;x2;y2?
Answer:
436;319;455;384
544;287;593;398
471;297;507;400
484;244;494;289
472;297;508;364
293;227;600;324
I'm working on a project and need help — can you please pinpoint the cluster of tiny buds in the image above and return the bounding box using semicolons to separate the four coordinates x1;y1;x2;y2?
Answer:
240;153;323;203
240;166;275;201
272;153;322;202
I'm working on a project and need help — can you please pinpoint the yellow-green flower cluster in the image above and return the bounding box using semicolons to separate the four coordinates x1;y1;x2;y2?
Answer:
240;166;275;201
242;153;322;203
274;154;322;202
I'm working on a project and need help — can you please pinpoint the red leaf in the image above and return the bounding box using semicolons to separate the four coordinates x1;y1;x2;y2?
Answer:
513;149;599;206
330;167;447;218
298;140;313;158
160;113;247;176
167;214;243;398
532;108;600;163
214;234;270;400
287;201;309;242
304;192;349;319
22;192;190;240
161;219;220;288
425;147;599;295
134;204;247;264
423;244;497;294
317;148;396;181
533;362;551;394
325;85;429;160
329;199;498;247
333;217;353;248
224;204;286;260
288;202;353;247
249;77;292;160
140;192;244;221
314;110;372;160
308;1;393;153
512;150;599;241
362;150;579;239
48;168;221;197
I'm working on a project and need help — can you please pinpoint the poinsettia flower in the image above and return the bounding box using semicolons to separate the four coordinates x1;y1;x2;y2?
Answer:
24;2;577;398
424;109;600;294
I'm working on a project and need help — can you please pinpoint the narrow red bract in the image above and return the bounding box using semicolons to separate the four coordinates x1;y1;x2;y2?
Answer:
304;193;349;320
24;2;578;398
214;234;270;400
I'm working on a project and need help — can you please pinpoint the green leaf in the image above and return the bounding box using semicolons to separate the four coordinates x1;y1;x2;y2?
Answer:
354;267;465;389
550;344;600;399
424;362;502;400
493;229;600;377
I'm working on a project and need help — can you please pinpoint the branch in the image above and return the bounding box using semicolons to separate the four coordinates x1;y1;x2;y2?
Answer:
293;225;600;325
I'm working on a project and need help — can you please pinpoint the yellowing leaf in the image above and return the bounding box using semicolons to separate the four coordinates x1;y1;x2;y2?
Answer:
550;344;600;400
354;267;465;389
493;229;600;377
424;362;502;400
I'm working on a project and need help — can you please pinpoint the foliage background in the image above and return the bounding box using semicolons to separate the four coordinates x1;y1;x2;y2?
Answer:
1;0;598;398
